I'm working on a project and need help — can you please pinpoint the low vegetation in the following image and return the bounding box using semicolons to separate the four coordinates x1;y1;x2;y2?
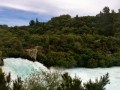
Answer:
0;68;110;90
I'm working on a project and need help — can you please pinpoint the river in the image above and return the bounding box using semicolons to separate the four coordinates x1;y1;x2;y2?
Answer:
2;58;120;90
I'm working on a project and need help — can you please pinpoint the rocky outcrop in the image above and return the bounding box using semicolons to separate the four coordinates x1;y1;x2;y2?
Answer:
25;48;38;61
0;51;3;66
25;46;43;61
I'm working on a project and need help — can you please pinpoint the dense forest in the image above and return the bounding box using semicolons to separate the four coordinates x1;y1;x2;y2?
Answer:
1;6;120;68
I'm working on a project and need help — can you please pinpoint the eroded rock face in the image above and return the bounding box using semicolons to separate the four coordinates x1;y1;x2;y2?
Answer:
25;46;43;61
0;51;3;66
25;49;38;61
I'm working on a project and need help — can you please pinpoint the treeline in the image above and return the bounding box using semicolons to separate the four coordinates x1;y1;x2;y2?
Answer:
0;68;110;90
0;6;120;68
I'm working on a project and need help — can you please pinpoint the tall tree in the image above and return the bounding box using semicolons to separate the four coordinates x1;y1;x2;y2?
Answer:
118;9;120;13
36;18;39;25
97;6;115;36
29;20;35;26
103;6;110;14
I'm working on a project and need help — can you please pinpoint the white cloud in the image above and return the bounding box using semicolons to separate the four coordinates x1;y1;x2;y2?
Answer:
0;0;119;16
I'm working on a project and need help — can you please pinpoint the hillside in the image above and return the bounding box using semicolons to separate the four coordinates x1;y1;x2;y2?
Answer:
0;7;120;68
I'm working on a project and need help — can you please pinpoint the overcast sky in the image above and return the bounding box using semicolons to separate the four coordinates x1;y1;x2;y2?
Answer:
0;0;119;26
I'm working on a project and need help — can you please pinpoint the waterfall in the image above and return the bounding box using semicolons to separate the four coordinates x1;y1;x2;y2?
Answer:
2;58;48;80
1;58;120;90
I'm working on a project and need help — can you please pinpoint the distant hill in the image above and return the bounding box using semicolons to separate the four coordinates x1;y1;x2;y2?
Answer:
0;7;120;68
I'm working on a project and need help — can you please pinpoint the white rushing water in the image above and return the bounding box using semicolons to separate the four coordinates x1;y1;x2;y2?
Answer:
1;58;120;90
2;58;48;80
65;68;120;90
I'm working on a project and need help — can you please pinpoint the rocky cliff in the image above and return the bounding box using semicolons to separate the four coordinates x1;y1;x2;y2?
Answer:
25;46;43;61
25;49;38;61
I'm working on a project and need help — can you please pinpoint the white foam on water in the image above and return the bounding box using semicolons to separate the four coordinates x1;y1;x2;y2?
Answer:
65;67;120;90
1;58;120;90
2;58;48;80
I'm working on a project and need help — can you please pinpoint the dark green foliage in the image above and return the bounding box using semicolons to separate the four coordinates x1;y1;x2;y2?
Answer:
58;73;84;90
29;20;35;26
84;73;109;90
58;73;109;90
13;77;23;90
0;6;120;68
103;6;110;14
0;69;11;90
35;18;39;25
